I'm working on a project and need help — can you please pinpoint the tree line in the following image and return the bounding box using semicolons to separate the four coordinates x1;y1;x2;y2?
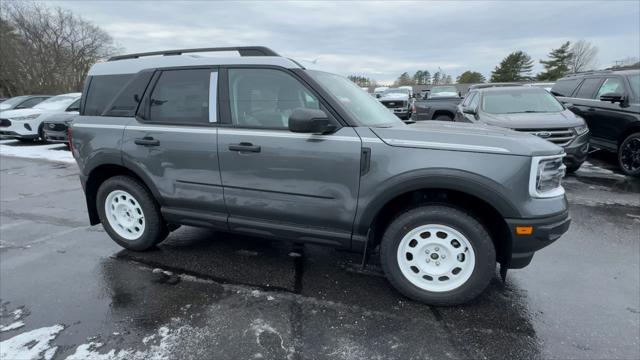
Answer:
0;1;118;97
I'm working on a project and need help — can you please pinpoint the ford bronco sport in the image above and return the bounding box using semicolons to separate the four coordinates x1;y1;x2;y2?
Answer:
72;46;570;305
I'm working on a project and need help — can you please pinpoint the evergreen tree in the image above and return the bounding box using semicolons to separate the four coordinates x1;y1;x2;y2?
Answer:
423;70;431;85
490;51;534;82
537;41;573;81
456;71;486;84
412;70;423;85
395;72;414;86
432;71;441;85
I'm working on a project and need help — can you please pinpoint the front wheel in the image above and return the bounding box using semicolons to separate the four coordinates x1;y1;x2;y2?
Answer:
618;133;640;177
97;176;168;251
380;205;496;306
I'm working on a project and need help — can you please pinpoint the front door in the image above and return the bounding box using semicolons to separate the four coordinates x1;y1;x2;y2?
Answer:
122;67;227;228
217;67;362;246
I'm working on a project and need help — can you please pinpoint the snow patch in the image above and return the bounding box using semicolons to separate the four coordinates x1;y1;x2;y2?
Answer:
0;142;75;164
0;324;64;360
246;319;294;359
0;320;25;332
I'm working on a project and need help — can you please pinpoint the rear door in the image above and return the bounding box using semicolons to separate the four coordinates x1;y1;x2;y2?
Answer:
217;67;362;246
122;67;227;229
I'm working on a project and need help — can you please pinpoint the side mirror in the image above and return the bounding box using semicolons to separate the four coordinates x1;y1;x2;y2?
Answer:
462;107;476;115
563;102;574;109
289;108;335;134
600;93;624;103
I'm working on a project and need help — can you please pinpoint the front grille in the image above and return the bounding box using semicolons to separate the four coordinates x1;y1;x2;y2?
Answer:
381;100;406;108
45;122;67;132
515;128;575;147
0;118;11;127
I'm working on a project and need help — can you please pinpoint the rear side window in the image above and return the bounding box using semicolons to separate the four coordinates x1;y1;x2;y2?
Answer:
84;75;132;116
551;79;581;97
574;78;603;99
17;97;47;109
103;71;154;117
147;69;211;124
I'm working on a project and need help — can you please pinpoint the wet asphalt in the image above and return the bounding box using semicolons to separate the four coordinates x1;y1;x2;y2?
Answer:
0;145;639;360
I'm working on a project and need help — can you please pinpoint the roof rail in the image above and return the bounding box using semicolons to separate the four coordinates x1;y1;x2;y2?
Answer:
108;46;280;61
564;69;613;78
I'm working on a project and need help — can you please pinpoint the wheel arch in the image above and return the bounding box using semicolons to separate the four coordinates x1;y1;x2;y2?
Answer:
618;124;640;147
432;109;455;120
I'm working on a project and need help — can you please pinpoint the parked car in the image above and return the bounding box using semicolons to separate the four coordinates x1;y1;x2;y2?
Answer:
525;82;555;92
43;113;77;147
0;95;51;112
72;46;570;306
378;87;414;120
455;86;590;173
0;93;80;141
413;85;463;121
551;70;640;176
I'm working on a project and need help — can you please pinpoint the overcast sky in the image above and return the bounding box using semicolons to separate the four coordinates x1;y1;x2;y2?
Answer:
51;0;640;84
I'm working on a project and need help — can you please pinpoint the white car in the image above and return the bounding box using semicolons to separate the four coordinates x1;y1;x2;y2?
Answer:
0;93;81;141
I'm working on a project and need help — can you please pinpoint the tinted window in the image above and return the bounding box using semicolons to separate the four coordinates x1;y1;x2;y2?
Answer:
468;92;480;109
16;97;47;109
66;99;80;112
628;74;640;98
462;92;476;107
574;78;603;99
596;77;625;98
103;71;154;117
84;75;132;116
551;79;581;97
228;68;320;129
148;69;211;124
482;89;564;114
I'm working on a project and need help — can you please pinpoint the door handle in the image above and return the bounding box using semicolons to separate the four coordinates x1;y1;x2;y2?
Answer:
134;137;160;146
228;142;261;152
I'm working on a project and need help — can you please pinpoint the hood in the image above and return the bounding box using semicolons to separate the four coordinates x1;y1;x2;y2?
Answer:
480;110;584;129
0;108;44;119
371;121;562;157
380;93;409;101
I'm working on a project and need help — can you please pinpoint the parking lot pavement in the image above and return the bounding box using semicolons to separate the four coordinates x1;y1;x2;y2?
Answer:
1;143;639;360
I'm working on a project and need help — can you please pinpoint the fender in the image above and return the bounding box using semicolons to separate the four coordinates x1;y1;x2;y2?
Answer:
353;167;522;237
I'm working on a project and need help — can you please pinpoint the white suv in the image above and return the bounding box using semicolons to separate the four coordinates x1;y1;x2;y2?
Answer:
0;93;81;141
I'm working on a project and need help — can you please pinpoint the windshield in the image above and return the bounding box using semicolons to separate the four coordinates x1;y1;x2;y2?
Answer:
308;70;403;127
34;95;79;111
429;86;458;97
482;89;564;114
383;88;410;95
629;74;640;98
0;96;29;109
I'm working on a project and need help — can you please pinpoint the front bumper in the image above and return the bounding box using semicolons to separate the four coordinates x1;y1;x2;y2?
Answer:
388;108;410;118
0;118;40;138
505;210;571;269
562;131;590;168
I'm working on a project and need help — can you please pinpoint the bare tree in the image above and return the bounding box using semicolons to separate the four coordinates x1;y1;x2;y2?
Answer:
0;1;119;96
569;40;598;73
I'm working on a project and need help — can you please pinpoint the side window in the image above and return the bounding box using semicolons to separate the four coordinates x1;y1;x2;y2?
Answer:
228;68;320;129
103;71;154;117
468;92;480;109
574;78;603;99
66;99;80;112
16;97;45;109
596;77;625;98
551;79;581;97
462;92;476;107
84;75;133;116
148;69;211;124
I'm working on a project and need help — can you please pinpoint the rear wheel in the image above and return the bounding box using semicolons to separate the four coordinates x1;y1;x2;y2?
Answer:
380;205;495;306
435;114;453;121
37;123;47;143
618;133;640;177
97;176;168;251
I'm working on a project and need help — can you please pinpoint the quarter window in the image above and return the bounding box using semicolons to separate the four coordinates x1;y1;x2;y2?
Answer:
148;69;211;124
468;92;480;109
574;78;602;99
462;92;476;107
84;74;132;116
551;79;580;97
596;77;625;98
228;68;320;129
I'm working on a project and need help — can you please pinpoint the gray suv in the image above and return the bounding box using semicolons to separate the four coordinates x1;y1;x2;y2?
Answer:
71;47;570;305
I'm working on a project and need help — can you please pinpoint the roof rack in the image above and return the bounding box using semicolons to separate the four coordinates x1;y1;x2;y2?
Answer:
564;69;613;78
108;46;280;61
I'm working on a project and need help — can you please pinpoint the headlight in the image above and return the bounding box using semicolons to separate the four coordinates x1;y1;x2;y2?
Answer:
10;114;40;121
575;124;589;135
529;155;566;198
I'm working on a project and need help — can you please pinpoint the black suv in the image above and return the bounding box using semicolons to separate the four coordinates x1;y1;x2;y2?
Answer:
551;70;640;176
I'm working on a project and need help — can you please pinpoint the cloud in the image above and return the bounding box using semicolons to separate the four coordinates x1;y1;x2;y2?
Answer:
50;0;640;82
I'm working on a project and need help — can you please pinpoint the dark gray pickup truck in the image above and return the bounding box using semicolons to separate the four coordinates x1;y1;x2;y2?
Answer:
413;85;463;121
71;46;570;306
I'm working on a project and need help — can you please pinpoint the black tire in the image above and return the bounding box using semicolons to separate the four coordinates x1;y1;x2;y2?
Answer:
380;205;496;306
435;115;453;121
17;138;34;143
97;175;168;251
565;162;582;174
618;132;640;177
37;123;47;143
